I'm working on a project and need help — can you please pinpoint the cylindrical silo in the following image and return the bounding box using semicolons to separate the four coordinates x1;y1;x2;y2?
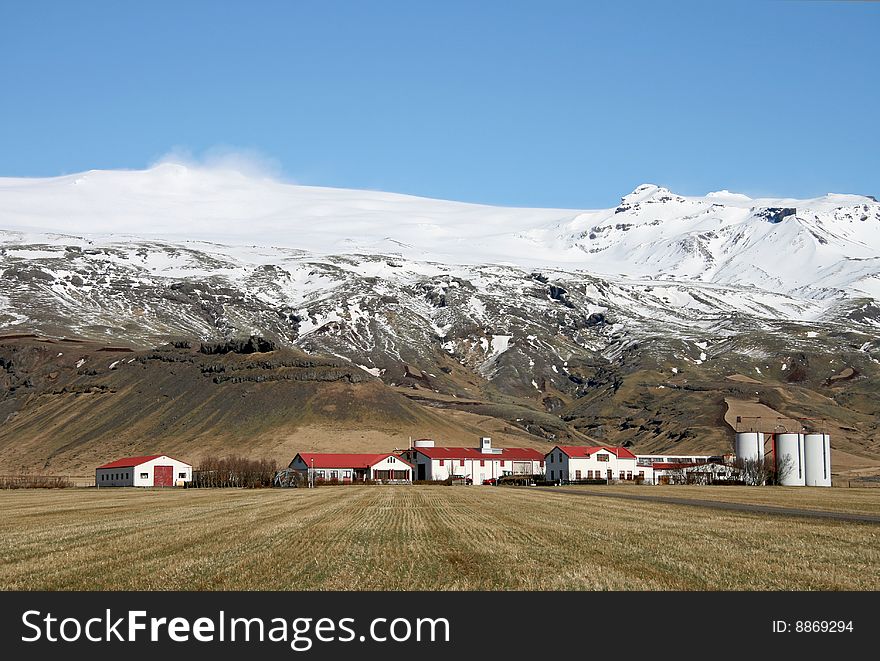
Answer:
776;433;805;486
804;433;832;487
735;432;764;463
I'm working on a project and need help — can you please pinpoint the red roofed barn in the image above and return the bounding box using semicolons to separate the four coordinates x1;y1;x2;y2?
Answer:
289;452;412;483
96;454;192;487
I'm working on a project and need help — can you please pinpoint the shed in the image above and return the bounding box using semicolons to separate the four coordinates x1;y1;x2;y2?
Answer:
96;454;192;487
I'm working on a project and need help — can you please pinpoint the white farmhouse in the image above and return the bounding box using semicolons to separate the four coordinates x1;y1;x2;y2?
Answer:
544;445;646;483
402;437;545;483
96;454;192;487
290;452;412;483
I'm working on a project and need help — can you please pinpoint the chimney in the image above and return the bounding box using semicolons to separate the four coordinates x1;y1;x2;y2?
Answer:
479;437;500;454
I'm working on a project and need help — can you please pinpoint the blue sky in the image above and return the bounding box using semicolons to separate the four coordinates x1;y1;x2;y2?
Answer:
1;1;877;208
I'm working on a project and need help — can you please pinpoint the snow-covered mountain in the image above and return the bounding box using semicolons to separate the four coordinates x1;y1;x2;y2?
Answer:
2;165;879;465
2;165;878;297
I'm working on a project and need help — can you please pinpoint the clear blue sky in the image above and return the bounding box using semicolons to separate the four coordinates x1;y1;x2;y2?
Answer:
1;1;877;208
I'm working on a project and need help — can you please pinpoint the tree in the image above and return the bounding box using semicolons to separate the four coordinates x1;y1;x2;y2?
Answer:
731;454;794;486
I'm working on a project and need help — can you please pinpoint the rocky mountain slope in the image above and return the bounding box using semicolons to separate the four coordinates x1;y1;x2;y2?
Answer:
1;166;878;477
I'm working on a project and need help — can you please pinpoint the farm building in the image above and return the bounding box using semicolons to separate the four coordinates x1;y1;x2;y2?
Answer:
635;454;725;467
651;460;739;485
544;445;646;483
289;453;412;484
96;455;192;487
402;437;545;483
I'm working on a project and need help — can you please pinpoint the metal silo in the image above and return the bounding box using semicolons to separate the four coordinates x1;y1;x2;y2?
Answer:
804;433;832;487
735;432;764;462
776;433;805;486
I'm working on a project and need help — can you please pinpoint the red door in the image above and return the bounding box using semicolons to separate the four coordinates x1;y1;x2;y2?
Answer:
153;465;173;487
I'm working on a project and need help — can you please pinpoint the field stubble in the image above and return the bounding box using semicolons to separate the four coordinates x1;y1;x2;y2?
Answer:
0;486;877;591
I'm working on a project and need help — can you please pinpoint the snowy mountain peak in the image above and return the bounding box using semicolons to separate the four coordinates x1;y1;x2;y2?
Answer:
619;184;678;205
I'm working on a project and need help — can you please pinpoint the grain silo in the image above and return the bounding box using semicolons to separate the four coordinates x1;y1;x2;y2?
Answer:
804;433;832;487
776;433;805;486
735;432;764;462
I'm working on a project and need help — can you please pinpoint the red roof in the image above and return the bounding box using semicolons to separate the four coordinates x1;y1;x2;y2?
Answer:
552;446;637;460
292;453;413;469
97;455;163;469
410;446;545;461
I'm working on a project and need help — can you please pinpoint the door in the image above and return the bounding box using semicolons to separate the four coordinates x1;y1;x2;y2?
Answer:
417;464;426;480
153;465;173;487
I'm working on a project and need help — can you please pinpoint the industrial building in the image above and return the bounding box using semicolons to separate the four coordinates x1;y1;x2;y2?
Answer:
289;452;413;484
402;437;544;483
96;454;192;487
734;417;832;486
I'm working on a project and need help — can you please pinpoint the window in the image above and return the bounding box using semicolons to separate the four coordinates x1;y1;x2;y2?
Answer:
480;459;485;467
459;459;465;466
550;470;555;479
389;456;395;463
500;460;505;466
575;470;582;480
626;471;632;480
619;472;625;480
638;471;645;479
596;454;609;462
140;473;148;479
178;472;185;478
558;452;563;462
539;460;544;467
439;459;444;466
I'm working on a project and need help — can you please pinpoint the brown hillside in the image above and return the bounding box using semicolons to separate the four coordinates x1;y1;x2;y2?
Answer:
0;337;559;474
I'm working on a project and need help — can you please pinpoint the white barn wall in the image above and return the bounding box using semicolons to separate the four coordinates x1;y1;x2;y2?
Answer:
545;447;648;483
132;457;192;487
369;455;411;480
96;455;191;487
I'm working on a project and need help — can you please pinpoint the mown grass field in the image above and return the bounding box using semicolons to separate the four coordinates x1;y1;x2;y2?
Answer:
555;484;880;515
0;486;877;591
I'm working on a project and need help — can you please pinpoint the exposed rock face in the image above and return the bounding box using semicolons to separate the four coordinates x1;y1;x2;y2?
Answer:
755;207;797;223
200;336;277;355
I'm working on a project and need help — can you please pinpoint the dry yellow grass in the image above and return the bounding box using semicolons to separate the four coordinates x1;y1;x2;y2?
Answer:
0;486;877;591
556;484;880;515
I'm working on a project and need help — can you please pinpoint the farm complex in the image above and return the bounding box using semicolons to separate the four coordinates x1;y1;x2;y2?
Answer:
94;427;834;490
6;430;875;593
